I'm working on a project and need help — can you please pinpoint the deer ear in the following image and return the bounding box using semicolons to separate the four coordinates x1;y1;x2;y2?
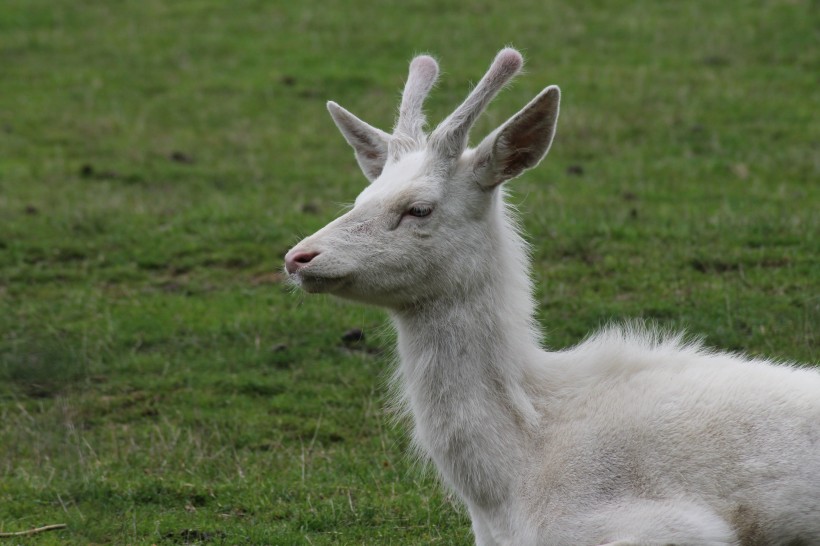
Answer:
472;86;560;188
327;101;391;182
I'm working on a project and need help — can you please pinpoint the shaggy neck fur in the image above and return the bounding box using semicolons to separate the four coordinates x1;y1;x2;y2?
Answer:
391;194;542;509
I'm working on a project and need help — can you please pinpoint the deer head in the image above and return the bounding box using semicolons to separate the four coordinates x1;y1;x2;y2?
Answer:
285;48;560;310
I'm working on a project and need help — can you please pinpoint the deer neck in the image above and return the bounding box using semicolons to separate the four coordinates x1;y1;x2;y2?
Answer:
390;209;541;508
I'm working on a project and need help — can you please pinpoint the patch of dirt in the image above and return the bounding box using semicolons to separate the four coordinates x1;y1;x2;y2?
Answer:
690;258;740;274
341;328;365;343
169;151;194;164
162;528;225;544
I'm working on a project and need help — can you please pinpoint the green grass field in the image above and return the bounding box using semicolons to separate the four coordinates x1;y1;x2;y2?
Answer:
0;0;817;543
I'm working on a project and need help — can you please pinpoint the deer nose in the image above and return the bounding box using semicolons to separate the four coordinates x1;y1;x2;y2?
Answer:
285;250;320;274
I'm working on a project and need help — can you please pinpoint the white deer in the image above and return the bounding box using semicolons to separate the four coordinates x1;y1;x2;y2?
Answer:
284;48;820;545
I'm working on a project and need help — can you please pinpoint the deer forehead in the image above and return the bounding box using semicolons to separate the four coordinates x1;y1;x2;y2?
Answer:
353;151;443;210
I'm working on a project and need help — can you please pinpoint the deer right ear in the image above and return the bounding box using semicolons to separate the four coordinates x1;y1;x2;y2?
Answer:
471;86;560;188
327;101;391;182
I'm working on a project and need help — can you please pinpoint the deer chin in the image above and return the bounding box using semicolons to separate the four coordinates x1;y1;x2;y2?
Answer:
294;270;351;294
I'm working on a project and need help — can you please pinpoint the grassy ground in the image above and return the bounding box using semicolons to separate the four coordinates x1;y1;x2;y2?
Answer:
0;0;817;544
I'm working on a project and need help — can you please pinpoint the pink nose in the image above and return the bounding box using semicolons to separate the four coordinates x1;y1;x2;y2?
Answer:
285;250;319;274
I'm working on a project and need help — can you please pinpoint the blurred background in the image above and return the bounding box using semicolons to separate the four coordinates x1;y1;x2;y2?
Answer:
0;1;817;543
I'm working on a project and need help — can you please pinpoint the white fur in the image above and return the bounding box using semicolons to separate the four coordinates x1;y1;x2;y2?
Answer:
285;49;820;545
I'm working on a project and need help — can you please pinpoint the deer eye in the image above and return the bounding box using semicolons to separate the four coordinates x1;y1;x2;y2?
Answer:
406;204;433;218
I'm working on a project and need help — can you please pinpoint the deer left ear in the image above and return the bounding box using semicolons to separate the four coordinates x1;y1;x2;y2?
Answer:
472;86;560;188
327;101;392;182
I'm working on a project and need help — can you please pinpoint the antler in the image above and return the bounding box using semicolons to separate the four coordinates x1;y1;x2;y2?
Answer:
429;48;523;161
390;55;439;159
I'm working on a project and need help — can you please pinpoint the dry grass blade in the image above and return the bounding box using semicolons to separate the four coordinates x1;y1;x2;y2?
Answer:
0;523;67;537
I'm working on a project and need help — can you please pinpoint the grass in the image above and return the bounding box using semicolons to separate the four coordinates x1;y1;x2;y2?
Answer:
0;0;817;543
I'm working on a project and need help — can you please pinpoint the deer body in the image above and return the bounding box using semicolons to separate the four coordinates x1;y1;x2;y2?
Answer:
285;49;820;545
